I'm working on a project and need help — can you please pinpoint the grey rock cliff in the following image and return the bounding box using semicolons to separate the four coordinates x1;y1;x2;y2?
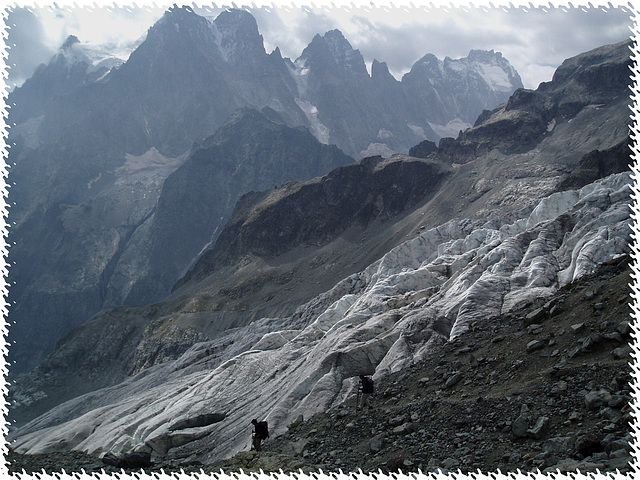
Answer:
114;107;353;306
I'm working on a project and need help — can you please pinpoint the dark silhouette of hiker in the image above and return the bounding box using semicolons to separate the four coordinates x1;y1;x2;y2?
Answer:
251;418;269;451
359;375;374;410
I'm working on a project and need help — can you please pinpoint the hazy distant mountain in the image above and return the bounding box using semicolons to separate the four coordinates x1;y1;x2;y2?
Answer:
288;29;523;156
109;107;353;307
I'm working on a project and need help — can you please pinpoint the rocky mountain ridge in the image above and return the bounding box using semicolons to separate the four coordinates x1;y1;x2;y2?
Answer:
178;154;453;285
6;6;524;373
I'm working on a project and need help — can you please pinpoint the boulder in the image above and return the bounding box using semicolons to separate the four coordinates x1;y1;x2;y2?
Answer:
444;372;462;389
369;433;386;453
526;339;545;353
575;433;604;457
528;416;550;439
512;414;530;439
544;436;575;456
584;389;612;411
392;422;416;435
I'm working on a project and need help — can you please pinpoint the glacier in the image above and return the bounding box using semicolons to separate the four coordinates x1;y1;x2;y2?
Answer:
9;172;633;465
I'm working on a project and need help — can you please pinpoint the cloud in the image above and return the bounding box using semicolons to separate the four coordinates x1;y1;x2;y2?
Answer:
34;5;163;52
5;7;56;88
321;4;632;88
251;6;342;58
5;3;633;91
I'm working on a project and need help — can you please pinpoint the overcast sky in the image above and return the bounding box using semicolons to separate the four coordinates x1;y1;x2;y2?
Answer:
4;1;635;90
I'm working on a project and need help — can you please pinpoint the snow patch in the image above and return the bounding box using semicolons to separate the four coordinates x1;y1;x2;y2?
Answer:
87;173;102;190
63;41;130;70
359;143;396;158
295;99;330;144
428;119;472;139
10;115;44;148
476;63;513;91
407;124;427;139
377;129;393;140
118;148;185;174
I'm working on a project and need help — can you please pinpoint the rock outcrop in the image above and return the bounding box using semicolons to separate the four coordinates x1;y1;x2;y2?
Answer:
179;154;453;283
438;40;632;164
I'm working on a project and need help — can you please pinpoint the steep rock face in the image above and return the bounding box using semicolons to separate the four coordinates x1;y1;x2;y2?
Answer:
181;155;453;282
9;172;632;465
113;108;353;305
292;29;378;155
6;146;187;373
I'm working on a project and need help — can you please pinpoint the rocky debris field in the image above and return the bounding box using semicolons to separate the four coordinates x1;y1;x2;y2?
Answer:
7;255;635;476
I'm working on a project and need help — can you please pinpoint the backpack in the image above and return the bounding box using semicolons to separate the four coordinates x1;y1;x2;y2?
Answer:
256;420;269;438
362;377;374;394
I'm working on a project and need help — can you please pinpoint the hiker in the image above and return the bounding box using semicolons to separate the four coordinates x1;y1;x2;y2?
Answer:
359;375;374;410
251;418;269;451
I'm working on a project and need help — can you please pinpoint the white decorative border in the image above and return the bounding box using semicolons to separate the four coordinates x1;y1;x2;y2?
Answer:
1;1;638;480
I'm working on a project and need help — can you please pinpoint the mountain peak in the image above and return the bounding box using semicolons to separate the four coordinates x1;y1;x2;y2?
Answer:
299;28;367;78
371;59;395;82
158;4;199;26
211;9;265;62
61;35;80;51
214;8;260;37
467;49;500;61
322;29;350;52
148;4;210;43
413;53;440;71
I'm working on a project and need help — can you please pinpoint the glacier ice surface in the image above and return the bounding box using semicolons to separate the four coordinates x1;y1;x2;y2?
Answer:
10;172;633;464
